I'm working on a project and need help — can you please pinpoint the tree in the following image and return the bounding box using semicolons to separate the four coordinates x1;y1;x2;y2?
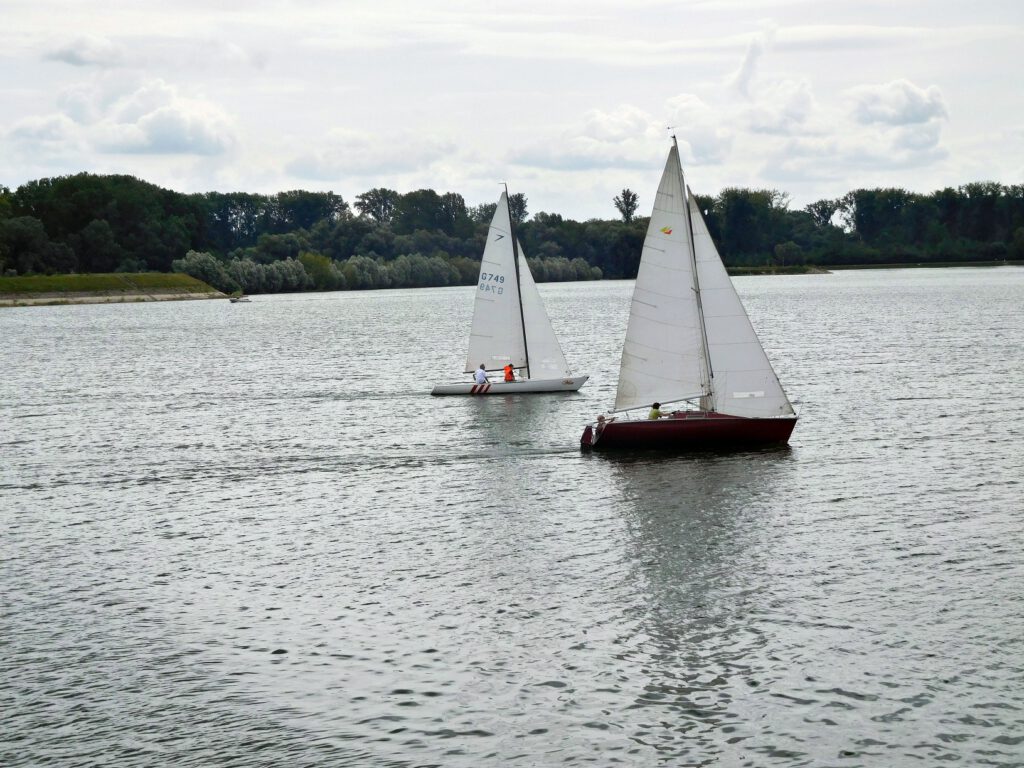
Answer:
0;216;76;274
613;189;639;223
342;254;391;289
509;193;528;225
438;192;471;236
355;188;400;224
839;188;913;246
298;251;343;290
70;219;124;273
469;202;497;224
0;185;12;220
394;189;444;234
276;190;349;230
225;257;266;293
1012;227;1024;259
717;188;761;258
773;241;803;266
805;199;839;228
172;250;238;293
266;258;312;292
246;232;308;264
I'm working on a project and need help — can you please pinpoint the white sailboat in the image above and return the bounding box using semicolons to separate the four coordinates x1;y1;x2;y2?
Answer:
431;190;588;395
581;138;797;449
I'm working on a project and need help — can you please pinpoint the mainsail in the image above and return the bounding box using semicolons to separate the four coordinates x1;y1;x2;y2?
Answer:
464;191;571;379
464;192;527;373
614;143;707;411
614;142;794;417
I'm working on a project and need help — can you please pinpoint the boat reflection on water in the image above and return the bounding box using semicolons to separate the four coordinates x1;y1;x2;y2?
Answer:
601;449;794;760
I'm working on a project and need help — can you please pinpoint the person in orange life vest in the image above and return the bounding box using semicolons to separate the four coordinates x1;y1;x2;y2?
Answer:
503;363;516;382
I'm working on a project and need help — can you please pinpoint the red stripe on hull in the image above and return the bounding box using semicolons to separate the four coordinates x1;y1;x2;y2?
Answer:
582;412;797;451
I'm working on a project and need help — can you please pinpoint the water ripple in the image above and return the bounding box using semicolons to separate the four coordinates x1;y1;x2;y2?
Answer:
2;270;1024;766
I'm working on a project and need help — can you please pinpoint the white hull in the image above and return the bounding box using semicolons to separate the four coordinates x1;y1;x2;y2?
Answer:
431;376;589;396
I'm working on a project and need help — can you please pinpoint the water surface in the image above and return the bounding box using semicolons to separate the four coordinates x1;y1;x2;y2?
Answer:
2;267;1023;766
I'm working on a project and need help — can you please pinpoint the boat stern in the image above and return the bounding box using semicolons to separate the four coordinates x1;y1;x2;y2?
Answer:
580;424;594;449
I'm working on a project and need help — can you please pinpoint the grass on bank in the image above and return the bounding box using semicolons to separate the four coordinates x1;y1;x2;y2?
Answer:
0;273;218;294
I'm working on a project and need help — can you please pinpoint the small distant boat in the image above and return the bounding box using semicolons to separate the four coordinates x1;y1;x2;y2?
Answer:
229;295;251;303
581;138;797;450
431;189;588;396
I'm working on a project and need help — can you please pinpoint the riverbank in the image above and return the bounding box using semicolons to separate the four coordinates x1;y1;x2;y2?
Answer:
727;260;1023;275
0;273;223;307
728;265;830;275
827;259;1023;270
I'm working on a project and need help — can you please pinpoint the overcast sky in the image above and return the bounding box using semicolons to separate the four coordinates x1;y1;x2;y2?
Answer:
2;0;1021;220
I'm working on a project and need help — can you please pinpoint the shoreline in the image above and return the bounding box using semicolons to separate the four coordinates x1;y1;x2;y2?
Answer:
2;261;1020;306
0;291;225;307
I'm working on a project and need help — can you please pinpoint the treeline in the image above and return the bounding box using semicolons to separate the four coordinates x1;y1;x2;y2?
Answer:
1;173;1022;294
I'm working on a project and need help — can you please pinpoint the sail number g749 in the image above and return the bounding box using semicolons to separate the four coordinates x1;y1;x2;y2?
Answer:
479;272;505;293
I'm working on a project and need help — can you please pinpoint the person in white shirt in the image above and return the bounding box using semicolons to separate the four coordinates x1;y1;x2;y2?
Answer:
474;364;489;385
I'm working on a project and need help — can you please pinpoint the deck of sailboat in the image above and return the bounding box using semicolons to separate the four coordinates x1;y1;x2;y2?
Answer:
431;375;589;396
582;411;797;451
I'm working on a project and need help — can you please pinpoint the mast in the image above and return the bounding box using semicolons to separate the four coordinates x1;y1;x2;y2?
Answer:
504;183;531;379
672;135;715;409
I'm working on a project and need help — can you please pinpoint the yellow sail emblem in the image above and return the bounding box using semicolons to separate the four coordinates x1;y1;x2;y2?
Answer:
660;226;673;235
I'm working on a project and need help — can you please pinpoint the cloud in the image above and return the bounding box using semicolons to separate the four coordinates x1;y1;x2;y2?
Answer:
11;78;237;157
44;35;123;67
85;80;236;155
745;78;815;135
8;114;78;144
286;130;454;179
96;105;235;155
848;79;948;126
761;117;948;187
730;36;764;97
509;105;665;171
665;95;732;164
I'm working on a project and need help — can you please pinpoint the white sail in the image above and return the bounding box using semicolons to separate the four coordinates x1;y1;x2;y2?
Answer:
613;142;794;417
518;244;572;378
464;192;527;373
614;144;708;412
689;192;795;417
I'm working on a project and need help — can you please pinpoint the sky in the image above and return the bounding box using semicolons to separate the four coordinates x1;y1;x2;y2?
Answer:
2;0;1022;221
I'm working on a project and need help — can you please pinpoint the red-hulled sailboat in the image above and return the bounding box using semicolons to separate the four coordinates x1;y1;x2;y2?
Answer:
581;138;797;451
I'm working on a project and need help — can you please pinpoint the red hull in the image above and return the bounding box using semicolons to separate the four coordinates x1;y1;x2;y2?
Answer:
581;411;797;451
